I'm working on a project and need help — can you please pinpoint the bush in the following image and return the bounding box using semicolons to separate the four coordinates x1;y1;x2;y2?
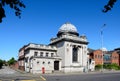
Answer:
103;63;120;70
95;64;102;70
103;64;111;69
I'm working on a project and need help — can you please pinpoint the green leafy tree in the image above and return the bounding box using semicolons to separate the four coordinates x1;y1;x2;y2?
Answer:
7;57;16;65
0;0;25;23
103;0;117;13
2;60;7;66
0;59;3;69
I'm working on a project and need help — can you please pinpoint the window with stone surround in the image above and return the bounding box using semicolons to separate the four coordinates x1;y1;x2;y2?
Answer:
72;46;78;62
40;52;43;57
51;53;54;57
34;51;38;56
46;52;49;57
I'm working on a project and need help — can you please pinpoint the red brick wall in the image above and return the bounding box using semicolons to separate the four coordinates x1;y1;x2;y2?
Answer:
119;55;120;66
89;50;120;66
111;51;119;65
19;66;25;71
10;62;19;69
93;50;103;65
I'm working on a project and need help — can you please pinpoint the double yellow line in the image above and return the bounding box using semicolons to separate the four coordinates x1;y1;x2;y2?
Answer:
0;75;46;81
20;80;36;81
0;79;15;81
20;76;46;81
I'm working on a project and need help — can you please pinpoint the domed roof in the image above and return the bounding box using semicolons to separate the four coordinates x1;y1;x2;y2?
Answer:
58;22;78;33
57;22;79;37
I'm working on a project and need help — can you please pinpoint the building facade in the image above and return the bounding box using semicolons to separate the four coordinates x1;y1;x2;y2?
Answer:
18;22;89;73
115;48;120;66
18;45;26;71
24;44;61;74
111;51;119;65
88;49;120;66
89;50;103;65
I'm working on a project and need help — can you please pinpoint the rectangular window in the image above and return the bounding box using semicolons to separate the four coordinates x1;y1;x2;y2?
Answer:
100;55;102;59
51;53;54;57
72;47;78;62
34;52;38;56
95;55;97;58
40;52;43;57
98;55;99;59
46;53;49;57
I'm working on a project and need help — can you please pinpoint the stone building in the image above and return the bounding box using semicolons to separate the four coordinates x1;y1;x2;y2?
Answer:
18;22;89;73
23;43;61;74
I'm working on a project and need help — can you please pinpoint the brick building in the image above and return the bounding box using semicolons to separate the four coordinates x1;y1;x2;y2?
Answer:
88;48;120;66
111;51;119;65
18;45;26;71
89;49;103;65
114;48;120;66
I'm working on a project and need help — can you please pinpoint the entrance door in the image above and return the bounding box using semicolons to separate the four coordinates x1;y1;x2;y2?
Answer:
54;61;59;70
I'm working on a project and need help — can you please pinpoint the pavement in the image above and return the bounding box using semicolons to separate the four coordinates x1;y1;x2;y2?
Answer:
27;69;120;77
13;67;120;76
0;66;19;75
1;66;120;76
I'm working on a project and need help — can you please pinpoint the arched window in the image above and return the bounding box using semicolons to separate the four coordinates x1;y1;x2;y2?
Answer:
72;46;78;62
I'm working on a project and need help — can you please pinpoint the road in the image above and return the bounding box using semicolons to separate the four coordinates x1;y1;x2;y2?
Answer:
43;72;120;81
0;66;120;81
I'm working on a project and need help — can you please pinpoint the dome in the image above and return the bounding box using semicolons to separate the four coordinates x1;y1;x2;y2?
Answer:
57;22;79;37
58;22;78;33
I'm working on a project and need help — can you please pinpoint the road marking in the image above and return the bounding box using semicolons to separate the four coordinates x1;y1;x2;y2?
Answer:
40;76;46;81
20;80;36;81
0;79;12;81
0;79;14;81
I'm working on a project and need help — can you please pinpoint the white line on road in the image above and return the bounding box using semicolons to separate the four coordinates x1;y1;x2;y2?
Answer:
40;76;46;81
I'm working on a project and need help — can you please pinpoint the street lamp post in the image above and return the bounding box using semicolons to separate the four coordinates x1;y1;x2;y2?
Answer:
100;24;106;72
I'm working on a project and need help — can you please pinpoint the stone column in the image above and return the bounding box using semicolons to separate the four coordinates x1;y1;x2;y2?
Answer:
70;44;73;65
82;46;87;67
81;46;84;66
78;46;82;66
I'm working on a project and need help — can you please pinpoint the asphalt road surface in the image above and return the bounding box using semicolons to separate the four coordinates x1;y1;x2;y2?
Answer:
0;66;120;81
43;72;120;81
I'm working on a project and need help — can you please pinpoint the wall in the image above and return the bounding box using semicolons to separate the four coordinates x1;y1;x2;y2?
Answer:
111;51;119;65
93;50;103;65
32;58;54;74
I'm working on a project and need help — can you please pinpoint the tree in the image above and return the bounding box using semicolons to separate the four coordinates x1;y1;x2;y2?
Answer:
103;0;117;13
0;59;3;69
0;0;25;23
7;57;16;65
